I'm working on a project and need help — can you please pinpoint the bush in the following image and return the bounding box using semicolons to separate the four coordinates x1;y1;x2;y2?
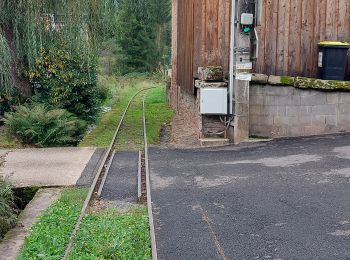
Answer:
0;180;16;240
4;103;87;147
28;48;101;122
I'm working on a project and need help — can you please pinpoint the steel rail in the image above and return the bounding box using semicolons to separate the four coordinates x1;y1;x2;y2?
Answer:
62;87;155;259
143;94;158;260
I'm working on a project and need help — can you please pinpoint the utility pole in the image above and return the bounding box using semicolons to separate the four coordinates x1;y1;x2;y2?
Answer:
229;0;254;144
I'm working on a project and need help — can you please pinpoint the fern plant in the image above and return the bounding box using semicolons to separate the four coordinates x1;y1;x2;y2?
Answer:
4;103;87;147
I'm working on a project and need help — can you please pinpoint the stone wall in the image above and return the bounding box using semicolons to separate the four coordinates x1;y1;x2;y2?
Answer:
250;84;350;138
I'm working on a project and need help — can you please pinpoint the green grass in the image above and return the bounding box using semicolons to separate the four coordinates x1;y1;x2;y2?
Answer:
145;86;175;145
80;76;174;149
69;207;151;259
0;126;23;149
18;188;87;260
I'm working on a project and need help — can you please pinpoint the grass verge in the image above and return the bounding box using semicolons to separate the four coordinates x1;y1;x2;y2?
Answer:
145;86;175;145
69;207;151;259
18;188;87;259
80;76;174;149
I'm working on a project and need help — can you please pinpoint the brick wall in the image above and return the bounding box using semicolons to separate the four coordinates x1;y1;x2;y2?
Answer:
250;85;350;138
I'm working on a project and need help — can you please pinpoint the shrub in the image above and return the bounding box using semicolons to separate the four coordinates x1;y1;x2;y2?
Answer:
0;179;16;240
28;48;100;122
4;103;87;147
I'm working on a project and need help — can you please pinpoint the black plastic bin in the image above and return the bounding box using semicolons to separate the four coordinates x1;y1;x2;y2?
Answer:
318;41;350;81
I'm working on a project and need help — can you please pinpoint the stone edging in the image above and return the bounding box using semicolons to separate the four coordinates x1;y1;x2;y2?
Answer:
252;74;350;91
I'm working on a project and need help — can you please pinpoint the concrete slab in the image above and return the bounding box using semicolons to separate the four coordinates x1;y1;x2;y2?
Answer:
0;148;95;187
200;138;230;147
0;188;62;260
150;134;350;260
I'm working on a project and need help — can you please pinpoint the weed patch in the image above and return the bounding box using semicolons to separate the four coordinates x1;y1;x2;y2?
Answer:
18;188;87;259
69;207;151;259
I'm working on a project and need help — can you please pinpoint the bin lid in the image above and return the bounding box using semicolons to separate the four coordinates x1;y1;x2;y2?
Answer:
319;41;350;46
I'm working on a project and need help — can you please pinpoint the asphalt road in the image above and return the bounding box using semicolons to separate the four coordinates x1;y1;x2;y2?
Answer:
149;134;350;260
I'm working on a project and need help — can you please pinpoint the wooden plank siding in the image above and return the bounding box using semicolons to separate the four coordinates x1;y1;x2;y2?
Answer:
176;0;194;93
175;0;231;94
256;0;350;77
174;0;350;93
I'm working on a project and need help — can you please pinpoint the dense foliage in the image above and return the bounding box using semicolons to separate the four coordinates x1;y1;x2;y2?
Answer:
114;0;171;74
0;0;115;115
4;103;86;147
29;48;100;122
0;0;172;147
0;180;17;240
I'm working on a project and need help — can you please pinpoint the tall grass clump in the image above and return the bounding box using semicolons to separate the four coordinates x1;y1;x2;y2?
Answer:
0;179;17;240
4;103;86;147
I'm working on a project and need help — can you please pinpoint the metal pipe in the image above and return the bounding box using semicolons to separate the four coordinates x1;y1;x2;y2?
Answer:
229;0;236;115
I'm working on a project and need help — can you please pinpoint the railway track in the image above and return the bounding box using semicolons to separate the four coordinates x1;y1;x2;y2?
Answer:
62;88;157;260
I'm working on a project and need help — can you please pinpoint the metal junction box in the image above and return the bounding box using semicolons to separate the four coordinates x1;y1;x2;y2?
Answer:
200;88;228;115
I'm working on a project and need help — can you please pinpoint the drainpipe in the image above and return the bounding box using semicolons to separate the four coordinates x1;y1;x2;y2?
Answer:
229;0;236;115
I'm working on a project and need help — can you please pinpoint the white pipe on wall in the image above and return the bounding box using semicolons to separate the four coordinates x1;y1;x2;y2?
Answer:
229;0;236;115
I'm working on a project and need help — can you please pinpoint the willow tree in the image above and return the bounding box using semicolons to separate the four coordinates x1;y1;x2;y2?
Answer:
0;0;117;114
0;0;115;112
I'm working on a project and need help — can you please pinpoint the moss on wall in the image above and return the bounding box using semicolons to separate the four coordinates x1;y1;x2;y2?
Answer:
294;77;350;91
252;74;350;91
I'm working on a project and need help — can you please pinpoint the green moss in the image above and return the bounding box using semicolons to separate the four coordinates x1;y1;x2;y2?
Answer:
253;73;350;92
280;76;295;86
295;77;350;91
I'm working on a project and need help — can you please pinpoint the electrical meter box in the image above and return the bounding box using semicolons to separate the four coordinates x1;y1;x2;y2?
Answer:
200;88;228;115
241;13;254;25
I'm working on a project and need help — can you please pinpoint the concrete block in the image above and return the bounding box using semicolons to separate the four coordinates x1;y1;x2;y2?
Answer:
198;66;224;82
250;95;264;105
304;126;326;136
250;85;266;95
270;126;289;137
326;93;340;104
339;103;350;114
275;96;293;106
286;106;299;116
235;82;250;102
234;115;250;144
252;73;268;84
298;116;313;126
200;138;230;147
197;81;227;88
235;103;249;116
311;105;337;115
268;75;282;85
325;125;339;133
339;94;350;104
338;114;350;125
299;90;315;96
299;106;313;115
325;115;338;126
289;126;304;137
291;95;301;105
300;94;327;106
273;116;290;126
265;105;286;116
250;105;264;116
311;115;326;126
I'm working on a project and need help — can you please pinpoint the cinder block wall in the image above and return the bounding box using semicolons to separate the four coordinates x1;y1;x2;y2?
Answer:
250;85;350;138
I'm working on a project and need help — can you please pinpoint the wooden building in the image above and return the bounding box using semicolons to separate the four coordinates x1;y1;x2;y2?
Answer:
171;0;350;98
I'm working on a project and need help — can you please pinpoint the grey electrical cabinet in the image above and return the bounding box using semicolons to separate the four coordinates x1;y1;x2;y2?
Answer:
200;88;228;115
